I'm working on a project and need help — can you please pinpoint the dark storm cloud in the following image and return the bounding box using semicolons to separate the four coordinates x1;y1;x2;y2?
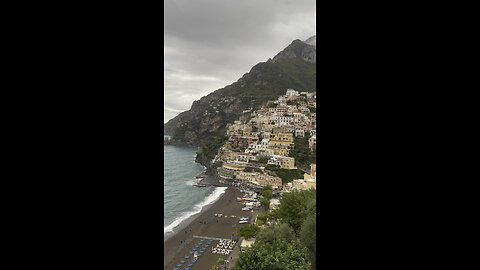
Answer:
164;0;315;123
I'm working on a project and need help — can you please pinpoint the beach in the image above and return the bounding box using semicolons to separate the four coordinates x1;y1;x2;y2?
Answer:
164;186;257;270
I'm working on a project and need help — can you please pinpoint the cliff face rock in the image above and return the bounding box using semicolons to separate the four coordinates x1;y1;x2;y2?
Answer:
164;37;316;157
271;38;316;63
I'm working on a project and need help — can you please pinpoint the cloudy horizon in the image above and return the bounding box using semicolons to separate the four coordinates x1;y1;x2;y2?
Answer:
164;0;316;123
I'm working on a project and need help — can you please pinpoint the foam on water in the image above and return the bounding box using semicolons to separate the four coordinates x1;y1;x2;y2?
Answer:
164;186;228;234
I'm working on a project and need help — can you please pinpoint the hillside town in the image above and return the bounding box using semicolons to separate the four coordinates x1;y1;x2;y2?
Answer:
213;89;317;194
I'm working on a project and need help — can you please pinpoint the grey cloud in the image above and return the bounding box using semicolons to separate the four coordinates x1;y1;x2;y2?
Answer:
164;0;315;123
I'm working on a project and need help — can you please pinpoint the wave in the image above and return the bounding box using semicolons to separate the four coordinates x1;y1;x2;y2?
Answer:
185;178;198;186
164;187;228;234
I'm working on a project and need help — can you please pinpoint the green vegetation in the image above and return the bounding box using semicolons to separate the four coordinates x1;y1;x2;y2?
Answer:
256;213;269;226
199;135;228;160
260;197;270;211
265;165;303;184
172;125;187;141
256;223;297;244
300;213;316;266
261;185;273;200
234;189;317;269
256;218;264;226
277;189;316;234
233;234;311;270
289;135;316;170
239;224;261;239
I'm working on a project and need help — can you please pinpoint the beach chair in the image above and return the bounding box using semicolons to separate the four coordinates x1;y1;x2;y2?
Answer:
184;255;190;259
180;260;186;264
176;263;182;267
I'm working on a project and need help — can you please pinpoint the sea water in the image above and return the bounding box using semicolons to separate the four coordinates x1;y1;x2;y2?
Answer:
163;144;227;235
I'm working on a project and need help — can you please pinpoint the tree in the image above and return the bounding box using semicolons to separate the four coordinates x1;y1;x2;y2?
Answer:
240;224;260;239
256;218;265;226
233;237;311;270
256;156;269;164
217;257;226;268
256;223;296;245
256;213;268;224
289;135;315;170
260;197;270;210
300;213;316;268
276;189;316;233
261;186;273;200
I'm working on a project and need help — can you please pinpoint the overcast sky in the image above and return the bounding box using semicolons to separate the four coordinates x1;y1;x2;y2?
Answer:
164;0;316;123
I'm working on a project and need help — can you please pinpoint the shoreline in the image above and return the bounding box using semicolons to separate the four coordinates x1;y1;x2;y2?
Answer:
163;183;226;243
164;186;254;270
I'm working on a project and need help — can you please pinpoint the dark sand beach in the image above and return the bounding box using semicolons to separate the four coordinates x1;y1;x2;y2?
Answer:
164;186;257;270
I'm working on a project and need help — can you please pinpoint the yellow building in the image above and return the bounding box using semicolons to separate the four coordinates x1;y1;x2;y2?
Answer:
243;125;252;137
270;133;293;143
236;171;259;182
268;156;295;170
280;157;295;169
303;163;316;189
272;147;290;156
268;140;292;148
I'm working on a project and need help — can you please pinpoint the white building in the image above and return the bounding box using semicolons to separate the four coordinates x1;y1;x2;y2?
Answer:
285;89;299;97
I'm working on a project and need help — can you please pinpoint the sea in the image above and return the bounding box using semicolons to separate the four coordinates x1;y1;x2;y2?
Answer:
164;143;227;236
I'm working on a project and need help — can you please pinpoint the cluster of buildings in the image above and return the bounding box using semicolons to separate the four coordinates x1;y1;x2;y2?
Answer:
214;89;317;192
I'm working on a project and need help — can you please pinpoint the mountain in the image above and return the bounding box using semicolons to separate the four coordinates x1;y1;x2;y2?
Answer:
164;37;316;167
305;35;316;47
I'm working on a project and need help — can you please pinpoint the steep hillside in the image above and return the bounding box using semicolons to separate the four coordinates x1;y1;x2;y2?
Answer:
164;36;316;166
